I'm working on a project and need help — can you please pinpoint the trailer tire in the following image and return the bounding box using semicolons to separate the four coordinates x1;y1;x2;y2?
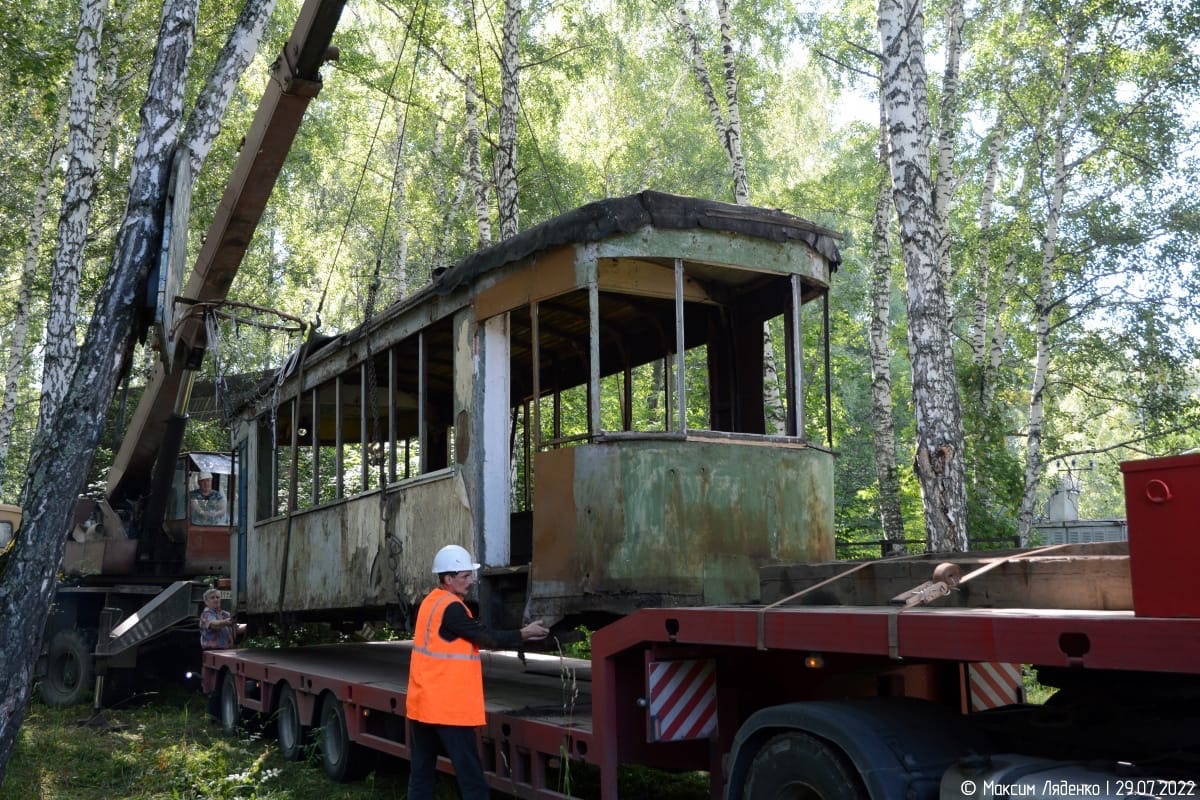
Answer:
219;672;242;735
318;695;365;782
41;629;95;708
743;732;866;800
275;684;307;761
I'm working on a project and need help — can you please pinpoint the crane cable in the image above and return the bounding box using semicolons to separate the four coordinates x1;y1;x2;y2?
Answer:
312;0;430;330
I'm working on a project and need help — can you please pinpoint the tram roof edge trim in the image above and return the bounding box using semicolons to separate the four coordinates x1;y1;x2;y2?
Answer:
433;191;843;297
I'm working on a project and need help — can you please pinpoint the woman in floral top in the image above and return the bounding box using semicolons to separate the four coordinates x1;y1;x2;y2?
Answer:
200;588;235;650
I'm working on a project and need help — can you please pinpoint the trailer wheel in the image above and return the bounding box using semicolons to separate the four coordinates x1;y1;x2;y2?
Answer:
743;732;866;800
219;672;242;735
318;695;365;781
41;629;95;708
275;684;308;761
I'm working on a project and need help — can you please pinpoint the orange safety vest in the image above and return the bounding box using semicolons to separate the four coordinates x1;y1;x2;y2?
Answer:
406;587;486;726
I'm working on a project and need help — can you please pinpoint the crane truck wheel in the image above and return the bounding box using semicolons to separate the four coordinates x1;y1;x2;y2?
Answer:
41;629;95;707
318;694;367;781
274;684;308;761
742;732;867;800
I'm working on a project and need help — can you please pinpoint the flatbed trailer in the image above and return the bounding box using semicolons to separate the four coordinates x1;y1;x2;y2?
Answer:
203;535;1200;800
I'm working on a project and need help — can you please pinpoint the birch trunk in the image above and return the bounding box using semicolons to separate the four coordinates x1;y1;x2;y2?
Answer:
1016;28;1077;545
0;0;276;773
0;106;68;493
932;0;964;286
496;0;520;240
180;0;277;175
878;0;969;552
987;251;1016;386
969;5;1026;377
717;0;748;204
0;0;199;773
870;99;906;553
39;0;108;426
466;76;492;248
969;123;1004;371
390;103;411;296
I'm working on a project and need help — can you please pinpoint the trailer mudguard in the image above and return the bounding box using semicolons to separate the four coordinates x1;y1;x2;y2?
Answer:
725;697;988;800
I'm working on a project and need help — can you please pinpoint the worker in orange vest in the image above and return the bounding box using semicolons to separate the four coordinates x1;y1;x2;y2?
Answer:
406;544;550;799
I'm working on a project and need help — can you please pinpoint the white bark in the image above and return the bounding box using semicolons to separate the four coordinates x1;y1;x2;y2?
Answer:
0;105;69;491
497;0;520;239
0;0;200;774
1016;27;1078;545
987;250;1015;382
180;0;278;176
390;103;411;296
878;0;969;552
717;0;748;204
762;327;785;435
40;0;108;425
870;98;905;552
969;123;1004;369
466;76;492;248
969;4;1027;381
932;0;964;287
93;0;137;168
676;0;749;203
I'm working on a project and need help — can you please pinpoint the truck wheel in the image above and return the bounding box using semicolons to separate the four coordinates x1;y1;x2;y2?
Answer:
275;684;308;761
318;695;365;781
219;672;242;735
41;629;95;708
743;732;866;800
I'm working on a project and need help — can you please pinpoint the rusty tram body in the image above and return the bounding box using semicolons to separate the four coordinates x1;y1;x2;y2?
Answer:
231;191;843;630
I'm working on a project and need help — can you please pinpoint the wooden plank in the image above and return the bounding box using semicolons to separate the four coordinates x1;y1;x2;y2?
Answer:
760;546;1133;611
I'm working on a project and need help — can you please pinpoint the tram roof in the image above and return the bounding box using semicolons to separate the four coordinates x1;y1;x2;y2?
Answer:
433;190;843;297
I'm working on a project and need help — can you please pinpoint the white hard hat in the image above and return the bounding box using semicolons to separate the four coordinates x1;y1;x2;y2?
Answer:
432;544;479;574
198;472;213;481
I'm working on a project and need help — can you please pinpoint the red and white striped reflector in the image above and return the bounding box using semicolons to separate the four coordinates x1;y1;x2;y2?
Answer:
646;659;717;742
968;662;1025;711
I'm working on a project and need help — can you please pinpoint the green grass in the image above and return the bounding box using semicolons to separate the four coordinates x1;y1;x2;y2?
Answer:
1;686;708;800
2;688;416;800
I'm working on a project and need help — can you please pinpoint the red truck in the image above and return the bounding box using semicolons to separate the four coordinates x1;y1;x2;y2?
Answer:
203;450;1200;799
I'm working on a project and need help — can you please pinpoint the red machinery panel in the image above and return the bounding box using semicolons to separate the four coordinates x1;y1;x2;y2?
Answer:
1120;453;1200;617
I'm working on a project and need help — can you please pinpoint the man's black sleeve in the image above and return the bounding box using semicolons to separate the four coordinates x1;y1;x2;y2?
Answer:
439;602;524;650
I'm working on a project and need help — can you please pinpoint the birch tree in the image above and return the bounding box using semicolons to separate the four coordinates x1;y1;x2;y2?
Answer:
0;105;68;496
931;0;963;286
878;0;969;551
1005;1;1199;542
869;96;906;552
675;0;749;204
496;0;521;239
0;0;278;775
39;0;108;426
466;76;492;248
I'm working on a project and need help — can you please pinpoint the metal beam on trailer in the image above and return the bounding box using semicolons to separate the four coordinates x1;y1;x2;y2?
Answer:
591;605;1200;675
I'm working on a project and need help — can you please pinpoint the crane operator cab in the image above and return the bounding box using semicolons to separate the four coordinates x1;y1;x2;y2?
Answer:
165;453;234;575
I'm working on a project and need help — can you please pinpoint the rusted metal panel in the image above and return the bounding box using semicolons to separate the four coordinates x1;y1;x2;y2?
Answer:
527;437;834;621
245;470;473;614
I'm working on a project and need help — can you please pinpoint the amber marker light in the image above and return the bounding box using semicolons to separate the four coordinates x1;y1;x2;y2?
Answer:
804;653;825;669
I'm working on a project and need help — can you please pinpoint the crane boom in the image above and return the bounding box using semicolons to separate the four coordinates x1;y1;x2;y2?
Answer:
106;0;347;512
